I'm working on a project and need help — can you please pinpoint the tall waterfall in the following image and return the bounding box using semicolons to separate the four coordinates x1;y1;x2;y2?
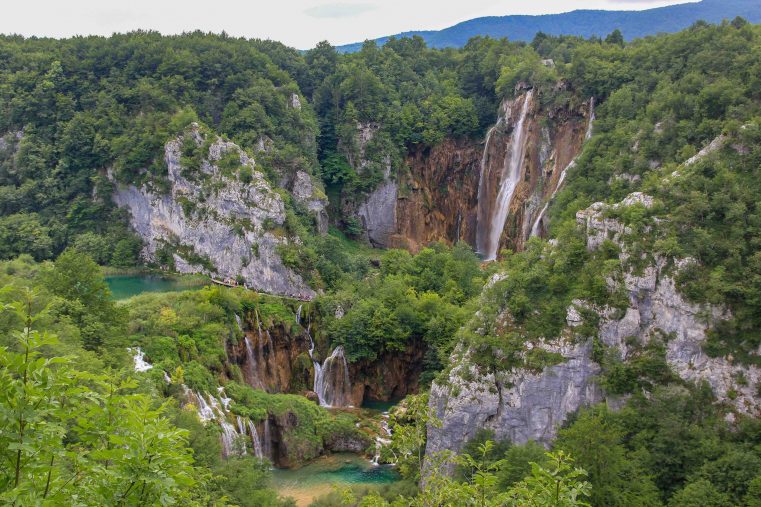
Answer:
244;336;264;389
530;97;595;238
476;91;534;261
298;305;353;408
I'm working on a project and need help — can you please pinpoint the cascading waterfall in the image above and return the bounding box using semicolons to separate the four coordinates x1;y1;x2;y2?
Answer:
298;304;352;408
128;347;153;372
220;420;240;457
476;91;534;261
248;419;264;459
183;387;267;459
318;346;352;407
530;97;595;238
244;335;265;389
371;411;392;466
194;391;216;422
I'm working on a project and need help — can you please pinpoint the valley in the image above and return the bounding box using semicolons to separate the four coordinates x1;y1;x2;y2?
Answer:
2;10;761;507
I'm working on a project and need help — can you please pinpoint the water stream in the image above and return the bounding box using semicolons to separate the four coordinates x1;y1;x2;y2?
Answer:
476;91;534;261
298;305;353;408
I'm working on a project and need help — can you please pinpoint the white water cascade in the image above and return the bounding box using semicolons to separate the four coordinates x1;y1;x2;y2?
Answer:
128;347;153;372
298;304;353;408
220;421;240;457
182;387;270;459
248;419;264;459
476;90;534;261
530;97;595;238
371;411;392;466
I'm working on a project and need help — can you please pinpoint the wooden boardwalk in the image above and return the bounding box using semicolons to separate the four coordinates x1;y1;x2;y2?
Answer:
210;278;312;302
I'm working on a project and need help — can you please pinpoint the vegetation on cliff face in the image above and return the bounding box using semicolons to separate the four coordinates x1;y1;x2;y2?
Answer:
2;15;761;507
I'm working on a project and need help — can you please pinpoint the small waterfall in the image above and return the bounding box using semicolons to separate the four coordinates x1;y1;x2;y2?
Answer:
371;411;392;466
454;211;462;244
192;391;216;422
530;97;595;238
217;387;232;411
244;335;265;389
300;306;352;408
263;417;273;460
585;97;595;140
128;347;153;372
318;346;352;408
477;91;534;261
220;421;240;457
248;419;264;459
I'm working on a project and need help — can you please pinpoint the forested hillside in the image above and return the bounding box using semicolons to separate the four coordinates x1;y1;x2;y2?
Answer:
2;15;761;507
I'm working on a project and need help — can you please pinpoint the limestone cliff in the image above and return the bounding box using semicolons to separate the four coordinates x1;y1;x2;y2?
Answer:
425;191;761;474
112;124;317;299
343;87;591;254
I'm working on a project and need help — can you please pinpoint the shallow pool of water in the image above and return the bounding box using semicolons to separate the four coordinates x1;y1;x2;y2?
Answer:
360;399;401;413
106;275;202;300
272;453;399;506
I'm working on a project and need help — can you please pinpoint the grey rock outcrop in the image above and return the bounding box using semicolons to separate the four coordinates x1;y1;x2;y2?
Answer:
578;195;761;415
426;340;602;476
357;165;397;247
112;124;315;299
291;170;329;234
344;122;398;247
427;192;761;475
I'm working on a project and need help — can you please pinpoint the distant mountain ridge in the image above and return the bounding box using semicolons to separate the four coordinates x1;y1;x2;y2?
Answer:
337;0;761;52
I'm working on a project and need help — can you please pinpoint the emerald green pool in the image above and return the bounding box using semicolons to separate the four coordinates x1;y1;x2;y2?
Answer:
105;275;203;300
361;399;400;412
272;453;399;506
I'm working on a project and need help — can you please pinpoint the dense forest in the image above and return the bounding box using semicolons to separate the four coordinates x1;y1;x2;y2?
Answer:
2;14;761;507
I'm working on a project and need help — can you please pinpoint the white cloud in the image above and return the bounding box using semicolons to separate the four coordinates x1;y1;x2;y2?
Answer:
0;0;693;49
305;3;378;18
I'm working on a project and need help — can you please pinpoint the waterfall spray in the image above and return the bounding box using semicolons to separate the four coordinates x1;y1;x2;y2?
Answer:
248;420;264;459
477;91;534;261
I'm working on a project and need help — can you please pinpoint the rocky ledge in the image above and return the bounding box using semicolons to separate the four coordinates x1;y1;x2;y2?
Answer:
112;124;316;299
425;192;761;476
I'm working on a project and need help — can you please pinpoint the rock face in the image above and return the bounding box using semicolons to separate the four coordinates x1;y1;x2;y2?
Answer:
357;168;398;247
426;192;761;475
348;340;426;406
344;89;591;253
112;125;315;299
577;193;761;415
291;170;329;234
426;341;602;476
231;308;424;408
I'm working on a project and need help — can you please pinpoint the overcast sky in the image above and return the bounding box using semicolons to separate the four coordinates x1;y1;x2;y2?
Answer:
1;0;693;49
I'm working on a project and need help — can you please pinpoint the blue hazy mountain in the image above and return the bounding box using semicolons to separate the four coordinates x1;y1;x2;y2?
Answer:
337;0;761;52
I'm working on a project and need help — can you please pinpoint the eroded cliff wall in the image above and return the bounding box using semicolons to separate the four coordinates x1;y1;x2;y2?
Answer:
112;124;320;299
425;192;761;475
345;87;591;255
